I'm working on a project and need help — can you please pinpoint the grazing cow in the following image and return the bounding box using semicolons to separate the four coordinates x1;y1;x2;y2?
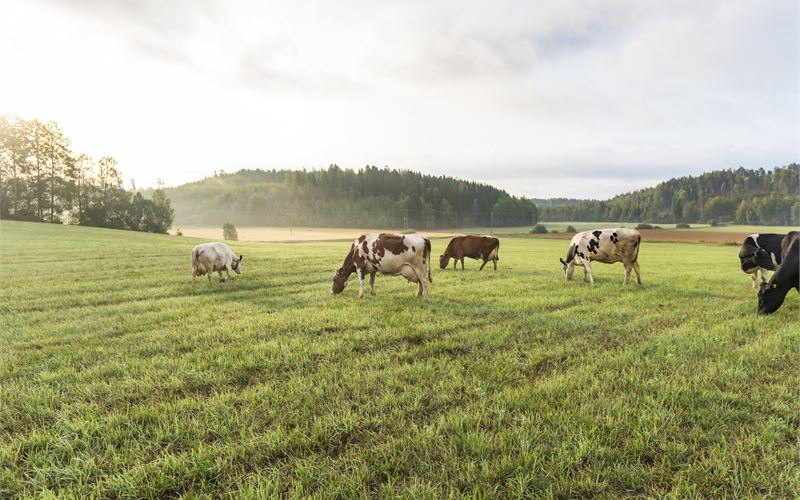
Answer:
758;232;799;314
738;233;785;288
439;235;500;271
559;228;641;285
332;233;432;298
191;242;243;287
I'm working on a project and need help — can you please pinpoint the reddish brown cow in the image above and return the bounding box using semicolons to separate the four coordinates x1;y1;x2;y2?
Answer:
439;235;500;271
332;233;432;297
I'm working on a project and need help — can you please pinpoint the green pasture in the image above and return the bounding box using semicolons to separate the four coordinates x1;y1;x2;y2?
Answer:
1;220;798;497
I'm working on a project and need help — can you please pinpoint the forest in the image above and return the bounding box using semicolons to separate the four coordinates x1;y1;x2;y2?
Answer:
541;165;799;225
165;166;539;229
0;115;174;233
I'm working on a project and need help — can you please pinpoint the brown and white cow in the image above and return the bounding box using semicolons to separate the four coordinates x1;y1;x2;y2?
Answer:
332;233;432;297
439;235;500;271
559;228;641;285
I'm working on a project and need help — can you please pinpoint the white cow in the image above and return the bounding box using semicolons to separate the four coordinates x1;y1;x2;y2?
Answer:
191;242;243;286
332;233;432;297
559;228;641;285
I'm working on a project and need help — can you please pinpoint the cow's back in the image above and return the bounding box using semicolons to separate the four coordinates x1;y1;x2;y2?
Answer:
574;228;639;264
457;235;499;257
192;242;233;274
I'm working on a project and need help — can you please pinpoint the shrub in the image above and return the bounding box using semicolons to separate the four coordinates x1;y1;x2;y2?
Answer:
530;224;548;234
175;229;183;236
635;223;654;230
675;223;690;229
223;222;239;241
709;220;718;227
565;225;577;233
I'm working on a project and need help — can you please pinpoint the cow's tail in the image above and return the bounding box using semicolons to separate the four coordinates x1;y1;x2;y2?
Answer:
632;234;641;262
492;239;500;261
424;238;432;283
191;247;204;272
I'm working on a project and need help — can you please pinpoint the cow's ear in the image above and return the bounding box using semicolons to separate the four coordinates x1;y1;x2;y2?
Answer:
559;258;566;265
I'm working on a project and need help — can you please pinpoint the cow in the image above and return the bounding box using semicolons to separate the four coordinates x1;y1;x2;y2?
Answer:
439;235;500;271
332;233;432;298
559;228;641;285
757;232;799;314
191;242;243;287
738;233;785;289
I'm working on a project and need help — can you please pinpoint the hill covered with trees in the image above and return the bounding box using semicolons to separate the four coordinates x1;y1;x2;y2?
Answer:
541;165;799;225
0;115;174;233
166;166;538;229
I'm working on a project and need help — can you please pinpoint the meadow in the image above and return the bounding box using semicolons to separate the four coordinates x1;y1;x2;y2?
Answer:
1;220;798;497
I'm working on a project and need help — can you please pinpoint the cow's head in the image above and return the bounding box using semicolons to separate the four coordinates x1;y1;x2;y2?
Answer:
757;281;785;314
439;253;450;269
751;248;776;270
331;267;352;294
560;244;577;280
332;245;358;295
232;255;243;274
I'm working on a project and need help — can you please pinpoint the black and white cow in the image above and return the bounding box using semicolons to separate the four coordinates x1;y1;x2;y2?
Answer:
757;232;799;314
738;233;784;288
560;228;641;285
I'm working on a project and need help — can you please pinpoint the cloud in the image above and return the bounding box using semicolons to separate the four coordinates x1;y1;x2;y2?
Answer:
1;0;795;198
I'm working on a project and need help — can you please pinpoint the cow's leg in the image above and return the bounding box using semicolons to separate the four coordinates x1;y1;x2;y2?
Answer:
479;258;488;271
460;256;465;270
623;262;632;285
369;272;376;296
632;261;641;285
453;258;457;269
415;266;430;296
493;257;497;270
356;268;365;298
207;272;213;286
760;268;768;285
584;261;595;285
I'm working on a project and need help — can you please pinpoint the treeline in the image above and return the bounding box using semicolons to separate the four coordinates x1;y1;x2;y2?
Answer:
0;115;174;233
541;165;799;225
167;166;538;228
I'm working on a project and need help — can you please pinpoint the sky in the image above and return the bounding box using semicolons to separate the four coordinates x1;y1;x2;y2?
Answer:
0;0;797;198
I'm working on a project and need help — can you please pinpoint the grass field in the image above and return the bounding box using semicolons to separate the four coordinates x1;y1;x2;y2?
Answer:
1;220;799;497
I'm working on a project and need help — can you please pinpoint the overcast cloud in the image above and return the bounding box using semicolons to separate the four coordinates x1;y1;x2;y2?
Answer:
0;0;796;198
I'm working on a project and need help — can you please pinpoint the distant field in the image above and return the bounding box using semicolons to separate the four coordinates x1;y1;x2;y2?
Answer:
1;220;798;497
538;222;798;234
175;223;798;243
176;225;460;242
